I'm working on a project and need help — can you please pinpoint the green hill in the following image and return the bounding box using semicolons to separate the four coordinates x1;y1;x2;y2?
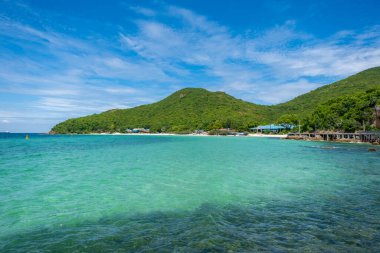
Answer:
51;67;380;134
51;88;270;133
269;66;380;120
301;88;380;132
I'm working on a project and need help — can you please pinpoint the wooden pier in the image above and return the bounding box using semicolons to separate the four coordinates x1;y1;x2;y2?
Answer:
287;132;380;144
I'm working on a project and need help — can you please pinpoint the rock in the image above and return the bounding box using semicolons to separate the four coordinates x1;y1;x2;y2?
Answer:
368;148;377;152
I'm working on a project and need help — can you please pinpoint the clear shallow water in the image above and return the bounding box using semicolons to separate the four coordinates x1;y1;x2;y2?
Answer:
0;134;379;252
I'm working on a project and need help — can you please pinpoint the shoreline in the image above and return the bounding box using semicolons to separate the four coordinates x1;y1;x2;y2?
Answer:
286;133;380;146
78;133;288;138
50;132;378;146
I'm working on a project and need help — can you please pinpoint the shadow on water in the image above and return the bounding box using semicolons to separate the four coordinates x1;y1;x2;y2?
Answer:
1;199;380;253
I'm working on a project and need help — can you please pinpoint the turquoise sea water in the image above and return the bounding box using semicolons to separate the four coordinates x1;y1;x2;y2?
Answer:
0;133;379;252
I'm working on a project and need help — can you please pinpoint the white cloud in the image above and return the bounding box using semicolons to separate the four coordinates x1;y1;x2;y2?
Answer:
251;42;380;79
104;86;138;94
129;6;156;16
167;6;228;34
121;5;380;104
255;80;323;104
1;119;10;124
1;2;380;132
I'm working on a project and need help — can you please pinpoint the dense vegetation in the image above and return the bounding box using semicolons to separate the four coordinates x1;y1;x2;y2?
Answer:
52;88;271;133
301;88;380;132
269;66;380;120
51;67;380;134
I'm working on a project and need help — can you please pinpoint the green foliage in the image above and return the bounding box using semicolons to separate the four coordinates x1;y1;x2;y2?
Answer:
276;114;298;125
52;88;270;134
211;120;223;130
301;88;380;132
51;67;380;134
269;66;380;121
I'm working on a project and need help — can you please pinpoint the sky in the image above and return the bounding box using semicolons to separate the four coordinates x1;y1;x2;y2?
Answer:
1;0;380;132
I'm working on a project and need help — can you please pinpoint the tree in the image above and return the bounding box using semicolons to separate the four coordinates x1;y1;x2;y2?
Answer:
276;114;298;130
211;120;223;130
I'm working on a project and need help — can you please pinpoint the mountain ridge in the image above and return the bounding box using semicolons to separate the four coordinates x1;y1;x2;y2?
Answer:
269;66;380;120
51;67;380;133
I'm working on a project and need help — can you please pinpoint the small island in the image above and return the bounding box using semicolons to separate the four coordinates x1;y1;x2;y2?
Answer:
51;68;380;145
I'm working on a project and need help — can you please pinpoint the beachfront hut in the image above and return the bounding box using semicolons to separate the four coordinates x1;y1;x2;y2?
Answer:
250;124;286;133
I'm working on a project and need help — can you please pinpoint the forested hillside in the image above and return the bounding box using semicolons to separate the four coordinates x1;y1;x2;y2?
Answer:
51;67;380;134
51;88;270;133
269;66;380;120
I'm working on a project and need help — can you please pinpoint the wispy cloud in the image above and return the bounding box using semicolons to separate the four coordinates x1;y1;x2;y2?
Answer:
0;14;169;132
128;6;156;17
1;1;380;132
123;5;380;102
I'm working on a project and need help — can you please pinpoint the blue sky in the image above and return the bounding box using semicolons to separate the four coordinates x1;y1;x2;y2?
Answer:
1;0;380;132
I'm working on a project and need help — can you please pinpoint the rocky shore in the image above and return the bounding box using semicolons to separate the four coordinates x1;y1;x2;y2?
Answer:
286;132;380;146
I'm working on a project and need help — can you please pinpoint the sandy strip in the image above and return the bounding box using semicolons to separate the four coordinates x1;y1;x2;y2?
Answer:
247;134;288;138
85;133;288;138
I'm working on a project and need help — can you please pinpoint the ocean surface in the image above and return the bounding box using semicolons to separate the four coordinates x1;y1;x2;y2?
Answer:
0;133;379;252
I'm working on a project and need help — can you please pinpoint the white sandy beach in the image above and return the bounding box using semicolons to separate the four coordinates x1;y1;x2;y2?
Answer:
86;132;288;138
247;133;287;138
